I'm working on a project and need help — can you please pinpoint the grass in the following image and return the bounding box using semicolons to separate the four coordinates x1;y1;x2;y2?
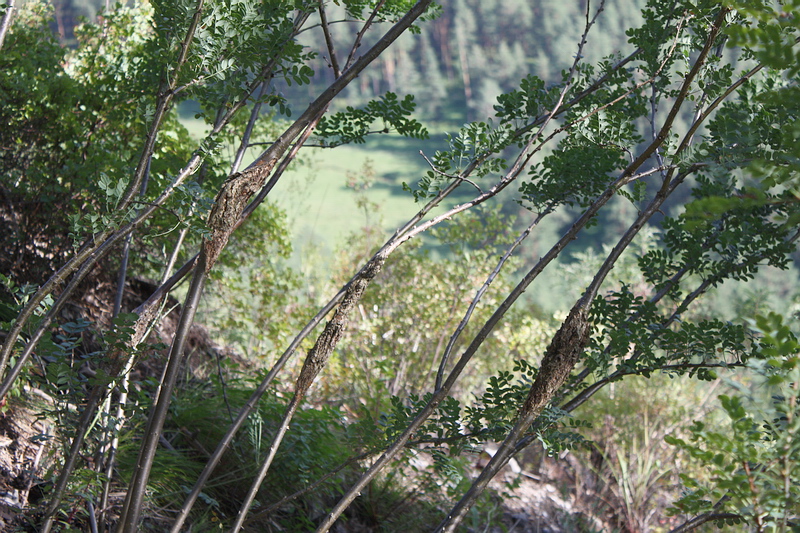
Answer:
179;102;455;240
270;137;456;251
177;103;510;264
177;94;504;256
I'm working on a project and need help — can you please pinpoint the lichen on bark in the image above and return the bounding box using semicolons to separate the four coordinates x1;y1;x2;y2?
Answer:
523;305;590;414
202;161;276;272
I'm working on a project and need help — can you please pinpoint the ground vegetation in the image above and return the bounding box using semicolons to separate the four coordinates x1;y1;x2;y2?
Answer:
0;0;799;532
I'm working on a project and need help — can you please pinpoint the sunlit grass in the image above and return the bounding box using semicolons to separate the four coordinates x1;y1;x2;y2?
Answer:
177;104;473;256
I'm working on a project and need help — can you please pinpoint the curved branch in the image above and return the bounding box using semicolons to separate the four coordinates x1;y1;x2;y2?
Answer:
229;253;386;532
118;0;206;211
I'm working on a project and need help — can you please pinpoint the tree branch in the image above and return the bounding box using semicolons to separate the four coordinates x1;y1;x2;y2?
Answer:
344;0;387;71
435;208;550;389
0;0;15;51
318;0;341;78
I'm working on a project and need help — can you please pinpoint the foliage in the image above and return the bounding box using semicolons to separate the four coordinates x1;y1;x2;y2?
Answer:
151;368;463;532
403;120;514;201
316;92;429;146
667;312;800;531
183;0;318;116
2;0;800;532
0;2;197;285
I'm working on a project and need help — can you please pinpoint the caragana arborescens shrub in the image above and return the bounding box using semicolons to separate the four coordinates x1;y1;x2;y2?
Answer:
3;0;800;531
0;2;197;286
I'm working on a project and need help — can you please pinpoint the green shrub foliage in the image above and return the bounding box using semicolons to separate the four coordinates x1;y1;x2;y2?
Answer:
1;0;800;531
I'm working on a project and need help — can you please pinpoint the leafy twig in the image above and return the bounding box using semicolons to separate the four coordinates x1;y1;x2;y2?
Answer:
419;150;483;193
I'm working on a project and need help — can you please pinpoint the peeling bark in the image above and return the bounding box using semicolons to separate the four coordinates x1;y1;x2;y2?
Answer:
296;254;385;393
522;306;590;414
203;161;276;271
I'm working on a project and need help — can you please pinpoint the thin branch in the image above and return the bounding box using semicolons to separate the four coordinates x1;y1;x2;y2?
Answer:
670;513;742;533
243;450;374;527
0;119;199;394
675;50;782;157
318;0;341;78
419;150;483;193
650;83;669;179
95;158;154;529
0;236;106;383
646;7;730;195
0;144;204;399
435;208;550;389
513;47;642;139
0;0;16;51
40;388;105;533
231;82;270;175
295;18;362;36
669;495;736;533
526;14;686;166
248;128;401;148
242;0;434;174
116;252;209;532
240;104;339;222
118;0;206;211
344;0;387;71
229;253;386;532
581;174;687;311
244;429;490;528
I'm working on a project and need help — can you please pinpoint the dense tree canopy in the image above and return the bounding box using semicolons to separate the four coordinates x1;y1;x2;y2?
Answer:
0;0;799;531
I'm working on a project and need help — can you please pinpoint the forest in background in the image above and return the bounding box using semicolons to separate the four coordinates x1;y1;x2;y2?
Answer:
1;0;799;532
48;0;648;119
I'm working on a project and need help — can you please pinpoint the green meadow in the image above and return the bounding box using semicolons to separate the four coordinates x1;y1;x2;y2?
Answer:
181;107;471;253
271;138;433;247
